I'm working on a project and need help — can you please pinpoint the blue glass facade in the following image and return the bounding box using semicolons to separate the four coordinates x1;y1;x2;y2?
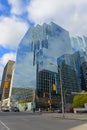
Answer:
57;50;87;92
71;36;87;53
37;69;58;96
12;22;87;108
13;22;72;90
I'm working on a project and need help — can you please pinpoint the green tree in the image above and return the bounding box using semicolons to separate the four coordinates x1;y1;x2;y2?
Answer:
72;92;87;108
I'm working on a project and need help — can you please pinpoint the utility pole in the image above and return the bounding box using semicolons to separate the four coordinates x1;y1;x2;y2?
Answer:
49;80;51;111
59;66;64;118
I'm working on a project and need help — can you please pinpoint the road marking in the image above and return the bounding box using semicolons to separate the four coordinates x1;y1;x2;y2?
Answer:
68;123;87;130
0;120;10;130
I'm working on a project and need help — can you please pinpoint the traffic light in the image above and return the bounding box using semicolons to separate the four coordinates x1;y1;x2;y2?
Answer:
43;92;45;97
48;100;50;104
48;100;52;104
4;81;9;89
52;84;57;91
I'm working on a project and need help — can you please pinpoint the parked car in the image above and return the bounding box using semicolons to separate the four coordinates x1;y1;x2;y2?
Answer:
66;108;73;113
1;106;10;112
11;106;20;112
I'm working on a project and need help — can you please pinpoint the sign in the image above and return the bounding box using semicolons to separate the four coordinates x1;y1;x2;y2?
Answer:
4;81;9;88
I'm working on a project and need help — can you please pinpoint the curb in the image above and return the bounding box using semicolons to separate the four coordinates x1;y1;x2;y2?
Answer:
41;113;87;121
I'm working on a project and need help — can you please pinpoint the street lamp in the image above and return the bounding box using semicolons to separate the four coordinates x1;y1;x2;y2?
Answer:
50;63;65;118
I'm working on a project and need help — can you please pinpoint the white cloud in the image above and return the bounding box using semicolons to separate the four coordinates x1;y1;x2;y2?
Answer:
8;0;29;15
27;0;87;36
0;52;16;66
0;52;16;80
8;0;25;15
7;0;87;36
0;16;28;49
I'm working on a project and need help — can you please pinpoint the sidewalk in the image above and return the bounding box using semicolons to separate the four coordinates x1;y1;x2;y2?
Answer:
41;112;87;121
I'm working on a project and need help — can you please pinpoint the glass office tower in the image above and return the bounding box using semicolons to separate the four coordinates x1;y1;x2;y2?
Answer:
12;22;87;108
12;22;72;106
13;22;72;88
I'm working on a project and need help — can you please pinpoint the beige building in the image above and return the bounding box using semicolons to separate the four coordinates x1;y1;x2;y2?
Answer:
1;60;15;106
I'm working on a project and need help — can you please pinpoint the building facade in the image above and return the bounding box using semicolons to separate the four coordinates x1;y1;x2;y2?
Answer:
36;69;60;108
57;50;87;92
12;22;87;108
12;22;72;106
1;60;15;106
71;36;87;53
36;69;58;96
11;87;35;111
81;62;87;90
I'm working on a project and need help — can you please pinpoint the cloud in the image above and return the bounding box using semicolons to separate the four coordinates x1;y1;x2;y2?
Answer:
0;52;16;66
0;52;16;80
0;16;28;49
6;0;87;36
8;0;29;15
8;0;24;15
0;1;29;80
27;0;87;36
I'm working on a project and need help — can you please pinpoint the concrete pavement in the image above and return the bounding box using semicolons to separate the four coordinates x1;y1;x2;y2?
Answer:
41;112;87;121
0;112;86;130
0;112;87;130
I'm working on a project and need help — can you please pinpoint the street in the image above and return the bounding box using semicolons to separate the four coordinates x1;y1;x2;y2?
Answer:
0;111;87;130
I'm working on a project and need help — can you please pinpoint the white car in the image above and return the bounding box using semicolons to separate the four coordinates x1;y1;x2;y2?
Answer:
1;106;10;112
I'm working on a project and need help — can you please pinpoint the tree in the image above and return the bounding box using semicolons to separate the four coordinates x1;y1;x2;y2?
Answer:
72;91;87;108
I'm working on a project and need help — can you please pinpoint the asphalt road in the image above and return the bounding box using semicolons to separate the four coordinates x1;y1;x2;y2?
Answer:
0;111;87;130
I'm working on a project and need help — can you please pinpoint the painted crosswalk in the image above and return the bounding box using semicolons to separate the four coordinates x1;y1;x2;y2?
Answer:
0;120;10;130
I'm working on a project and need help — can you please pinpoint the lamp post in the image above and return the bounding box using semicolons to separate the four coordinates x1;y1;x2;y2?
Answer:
50;63;64;118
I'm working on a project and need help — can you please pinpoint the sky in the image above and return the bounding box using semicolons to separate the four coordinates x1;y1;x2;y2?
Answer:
0;0;87;82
